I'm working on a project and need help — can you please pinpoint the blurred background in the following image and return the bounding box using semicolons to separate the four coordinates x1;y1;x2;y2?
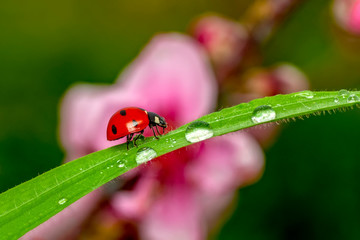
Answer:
1;0;360;239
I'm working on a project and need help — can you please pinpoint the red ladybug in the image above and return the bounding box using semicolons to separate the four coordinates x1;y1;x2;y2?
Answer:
107;107;167;149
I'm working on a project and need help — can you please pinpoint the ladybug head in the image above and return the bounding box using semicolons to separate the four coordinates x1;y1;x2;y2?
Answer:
148;111;167;129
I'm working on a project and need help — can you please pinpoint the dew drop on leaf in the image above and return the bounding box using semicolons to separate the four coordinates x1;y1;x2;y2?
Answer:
347;94;360;103
185;121;214;143
338;89;350;98
136;147;157;165
251;105;276;123
295;90;314;99
58;198;67;205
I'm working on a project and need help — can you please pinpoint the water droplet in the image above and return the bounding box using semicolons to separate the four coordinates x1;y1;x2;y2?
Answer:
214;116;221;122
79;168;83;171
118;163;125;168
100;171;103;174
136;147;157;164
334;97;340;103
338;89;350;98
111;165;113;168
58;198;67;205
251;105;276;123
185;121;214;143
347;94;360;103
295;90;314;99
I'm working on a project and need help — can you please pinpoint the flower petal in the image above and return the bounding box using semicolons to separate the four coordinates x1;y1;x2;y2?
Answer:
111;168;159;220
187;133;264;195
333;0;360;35
140;187;205;240
190;15;249;80
117;33;218;125
349;0;360;33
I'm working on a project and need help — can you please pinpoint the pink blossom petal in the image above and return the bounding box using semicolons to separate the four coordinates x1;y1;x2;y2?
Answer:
117;33;218;125
242;64;309;97
197;190;236;228
140;187;205;240
111;169;159;220
187;133;264;195
349;0;360;33
191;15;249;79
333;0;360;35
20;189;102;240
188;134;265;226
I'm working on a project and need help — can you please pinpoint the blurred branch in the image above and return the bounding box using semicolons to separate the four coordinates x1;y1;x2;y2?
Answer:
242;0;304;42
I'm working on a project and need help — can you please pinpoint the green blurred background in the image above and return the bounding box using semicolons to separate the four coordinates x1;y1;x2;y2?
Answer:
1;0;360;239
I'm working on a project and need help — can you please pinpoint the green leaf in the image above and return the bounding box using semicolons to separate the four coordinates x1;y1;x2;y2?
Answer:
0;90;359;239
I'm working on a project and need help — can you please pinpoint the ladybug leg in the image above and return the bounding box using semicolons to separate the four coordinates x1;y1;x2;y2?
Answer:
150;125;159;139
126;133;134;150
133;135;139;147
133;130;144;147
155;125;161;136
126;135;130;150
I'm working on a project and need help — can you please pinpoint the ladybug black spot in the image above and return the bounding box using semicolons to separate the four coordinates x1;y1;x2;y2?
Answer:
132;120;138;127
112;125;117;134
120;110;126;116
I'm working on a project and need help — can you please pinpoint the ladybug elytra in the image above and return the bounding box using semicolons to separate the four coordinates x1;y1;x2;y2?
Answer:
107;107;167;149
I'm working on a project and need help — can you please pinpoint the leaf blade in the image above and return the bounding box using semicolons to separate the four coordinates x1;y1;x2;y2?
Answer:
0;90;358;239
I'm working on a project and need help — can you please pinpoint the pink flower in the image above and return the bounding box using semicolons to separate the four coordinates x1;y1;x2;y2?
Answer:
242;64;309;98
190;15;250;80
349;0;360;32
22;33;264;239
333;0;360;35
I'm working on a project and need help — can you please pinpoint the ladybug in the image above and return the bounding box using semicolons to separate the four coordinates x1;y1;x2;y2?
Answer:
107;107;167;149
